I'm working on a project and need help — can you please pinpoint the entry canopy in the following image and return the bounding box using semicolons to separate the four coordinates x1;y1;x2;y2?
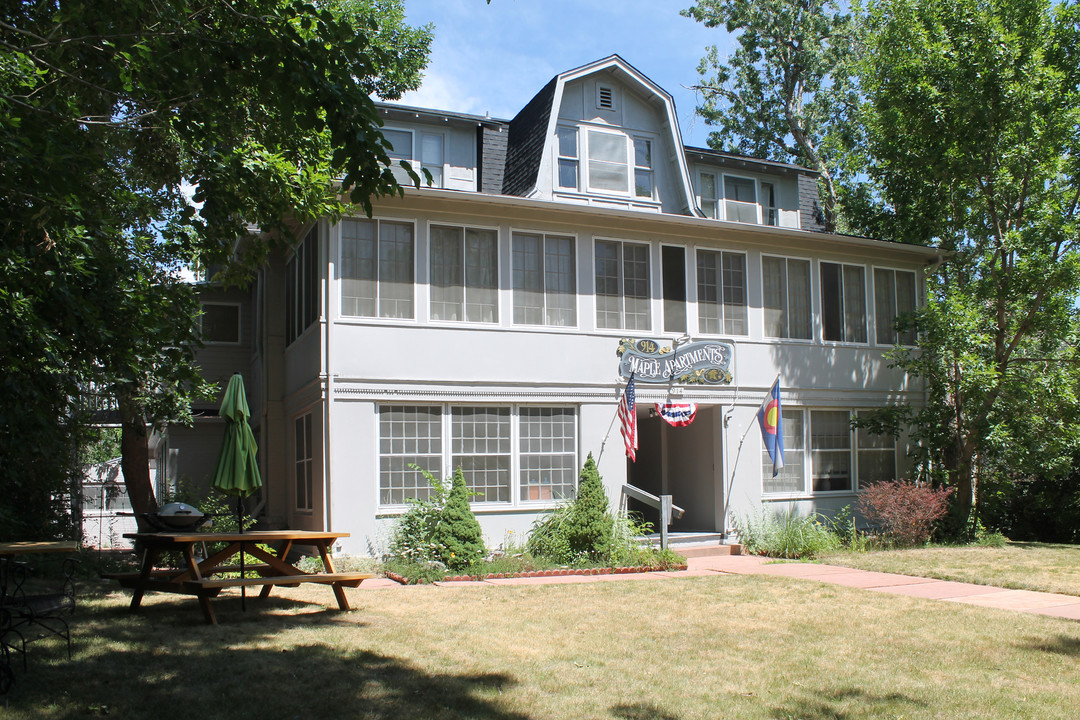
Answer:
617;337;734;385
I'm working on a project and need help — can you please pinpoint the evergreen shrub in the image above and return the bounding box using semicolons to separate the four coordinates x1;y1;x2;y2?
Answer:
432;468;485;570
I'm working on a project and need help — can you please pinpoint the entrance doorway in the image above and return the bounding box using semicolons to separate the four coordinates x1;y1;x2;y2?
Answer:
626;405;723;532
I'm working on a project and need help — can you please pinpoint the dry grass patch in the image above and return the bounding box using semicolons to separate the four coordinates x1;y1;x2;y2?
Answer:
2;575;1079;719
820;541;1080;596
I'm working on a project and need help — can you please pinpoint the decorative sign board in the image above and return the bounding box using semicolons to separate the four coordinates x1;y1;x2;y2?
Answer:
617;338;735;385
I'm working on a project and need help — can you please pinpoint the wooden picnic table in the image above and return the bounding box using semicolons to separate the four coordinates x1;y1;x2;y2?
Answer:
110;531;370;625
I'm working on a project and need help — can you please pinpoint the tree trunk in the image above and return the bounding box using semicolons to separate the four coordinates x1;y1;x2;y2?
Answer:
118;394;157;531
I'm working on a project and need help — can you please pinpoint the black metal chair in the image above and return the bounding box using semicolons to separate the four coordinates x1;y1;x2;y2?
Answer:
0;557;77;674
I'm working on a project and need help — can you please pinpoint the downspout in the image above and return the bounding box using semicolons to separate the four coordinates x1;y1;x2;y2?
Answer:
322;221;334;534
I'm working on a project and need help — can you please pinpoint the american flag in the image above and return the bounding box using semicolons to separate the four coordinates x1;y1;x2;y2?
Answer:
619;375;638;462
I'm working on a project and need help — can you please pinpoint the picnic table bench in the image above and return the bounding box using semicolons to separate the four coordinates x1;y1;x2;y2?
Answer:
108;531;370;625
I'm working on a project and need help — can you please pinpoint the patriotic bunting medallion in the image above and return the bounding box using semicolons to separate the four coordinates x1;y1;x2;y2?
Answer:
654;402;698;427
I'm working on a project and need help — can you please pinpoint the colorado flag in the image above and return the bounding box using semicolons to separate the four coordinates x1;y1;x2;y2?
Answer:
757;379;785;477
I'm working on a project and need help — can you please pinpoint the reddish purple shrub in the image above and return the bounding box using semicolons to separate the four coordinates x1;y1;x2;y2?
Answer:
857;480;954;546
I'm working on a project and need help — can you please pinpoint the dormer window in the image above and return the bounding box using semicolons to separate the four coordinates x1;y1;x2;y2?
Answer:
381;127;445;188
597;85;615;110
555;126;656;199
724;176;757;223
633;138;653;198
587;129;628;192
557;126;579;190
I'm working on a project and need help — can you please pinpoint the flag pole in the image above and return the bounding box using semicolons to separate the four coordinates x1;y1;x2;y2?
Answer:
598;373;634;464
721;373;781;537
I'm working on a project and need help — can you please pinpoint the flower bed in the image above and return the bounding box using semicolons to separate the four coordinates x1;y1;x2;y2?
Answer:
384;564;688;585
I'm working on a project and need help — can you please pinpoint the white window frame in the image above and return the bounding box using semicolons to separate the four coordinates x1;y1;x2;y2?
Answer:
339;217;416;320
698;170;720;219
377;404;579;509
873;267;918;346
199;302;242;345
761;254;813;340
632;136;654;199
820;261;868;344
511;231;577;327
429;223;499;324
695;249;748;336
555;125;580;191
723;173;759;224
558;125;657;199
381;126;445;188
761;408;900;497
594;238;651;331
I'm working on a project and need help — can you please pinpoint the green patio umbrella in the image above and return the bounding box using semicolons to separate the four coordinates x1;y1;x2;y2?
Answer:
211;373;262;609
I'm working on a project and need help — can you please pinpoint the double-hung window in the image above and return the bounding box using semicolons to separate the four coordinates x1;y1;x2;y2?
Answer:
874;268;917;345
512;232;576;326
763;408;805;494
595;239;650;330
724;175;758;223
587;130;629;194
557;126;579;190
340;218;414;319
378;405;578;506
430;225;498;323
699;172;719;218
762;255;812;339
452;407;511;503
811;410;852;491
633;137;653;198
856;412;898;488
762;409;899;495
696;250;748;335
761;182;778;226
821;262;867;343
381;128;444;187
294;413;313;511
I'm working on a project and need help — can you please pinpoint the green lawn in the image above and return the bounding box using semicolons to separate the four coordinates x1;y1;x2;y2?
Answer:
3;573;1079;719
819;541;1080;596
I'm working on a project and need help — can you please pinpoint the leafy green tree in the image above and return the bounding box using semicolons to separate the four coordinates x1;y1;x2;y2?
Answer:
0;0;431;535
432;468;485;571
682;0;858;232
858;0;1080;529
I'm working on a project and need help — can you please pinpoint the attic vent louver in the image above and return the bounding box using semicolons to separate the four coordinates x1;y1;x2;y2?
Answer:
598;85;614;110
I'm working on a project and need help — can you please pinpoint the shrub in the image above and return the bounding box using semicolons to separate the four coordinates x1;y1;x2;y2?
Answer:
386;467;448;565
734;509;840;559
565;453;614;560
526;454;673;567
431;468;485;571
857;480;954;547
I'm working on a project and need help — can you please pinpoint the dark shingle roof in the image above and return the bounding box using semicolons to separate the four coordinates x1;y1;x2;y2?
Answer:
502;76;558;196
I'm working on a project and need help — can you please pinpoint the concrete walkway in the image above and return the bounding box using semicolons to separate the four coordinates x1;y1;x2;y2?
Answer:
359;554;1080;621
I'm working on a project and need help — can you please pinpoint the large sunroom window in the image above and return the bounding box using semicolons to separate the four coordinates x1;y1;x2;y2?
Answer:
595;239;650;330
512;232;576;326
340;218;414;319
430;225;498;323
378;405;578;507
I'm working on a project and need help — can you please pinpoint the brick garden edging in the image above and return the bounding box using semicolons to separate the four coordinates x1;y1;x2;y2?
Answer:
383;565;688;585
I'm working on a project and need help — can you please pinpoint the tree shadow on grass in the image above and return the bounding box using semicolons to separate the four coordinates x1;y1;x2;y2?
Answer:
768;686;926;720
610;702;682;720
1020;634;1080;657
4;598;530;720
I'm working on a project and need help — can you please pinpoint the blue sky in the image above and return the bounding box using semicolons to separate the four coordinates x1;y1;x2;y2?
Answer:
395;0;734;148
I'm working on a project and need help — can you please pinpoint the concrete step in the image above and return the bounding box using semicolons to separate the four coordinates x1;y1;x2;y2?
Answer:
676;543;743;558
637;532;742;558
